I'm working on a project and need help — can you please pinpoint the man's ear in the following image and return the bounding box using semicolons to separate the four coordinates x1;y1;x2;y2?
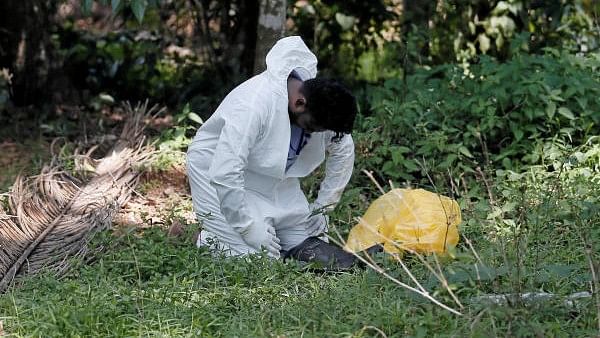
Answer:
295;97;306;107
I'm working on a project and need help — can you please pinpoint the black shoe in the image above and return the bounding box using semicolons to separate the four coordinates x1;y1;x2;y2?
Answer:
363;243;385;257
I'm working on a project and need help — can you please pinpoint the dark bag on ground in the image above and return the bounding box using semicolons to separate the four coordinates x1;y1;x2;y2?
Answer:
283;237;383;270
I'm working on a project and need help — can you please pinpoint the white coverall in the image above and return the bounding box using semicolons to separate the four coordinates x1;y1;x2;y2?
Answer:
186;36;354;257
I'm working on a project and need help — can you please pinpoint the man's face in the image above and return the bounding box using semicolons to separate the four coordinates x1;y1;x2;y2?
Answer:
294;110;326;133
288;82;326;133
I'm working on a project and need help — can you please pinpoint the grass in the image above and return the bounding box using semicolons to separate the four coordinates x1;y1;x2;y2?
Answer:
0;221;597;337
0;139;50;191
1;140;599;336
0;110;598;337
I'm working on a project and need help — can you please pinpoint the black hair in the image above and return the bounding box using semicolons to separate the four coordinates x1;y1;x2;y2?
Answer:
300;78;357;134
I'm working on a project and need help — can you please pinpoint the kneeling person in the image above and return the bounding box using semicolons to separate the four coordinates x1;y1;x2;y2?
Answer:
186;36;357;264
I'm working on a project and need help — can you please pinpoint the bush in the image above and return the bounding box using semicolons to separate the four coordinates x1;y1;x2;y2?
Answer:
353;50;600;192
59;23;219;108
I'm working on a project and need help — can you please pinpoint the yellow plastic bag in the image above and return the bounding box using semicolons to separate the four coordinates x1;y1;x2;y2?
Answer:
345;188;461;254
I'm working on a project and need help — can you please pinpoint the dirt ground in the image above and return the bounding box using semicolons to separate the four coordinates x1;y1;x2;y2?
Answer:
113;164;197;230
0;140;50;191
0;139;196;232
0;99;199;234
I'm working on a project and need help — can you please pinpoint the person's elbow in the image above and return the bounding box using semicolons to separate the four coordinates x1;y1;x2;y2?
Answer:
208;155;246;188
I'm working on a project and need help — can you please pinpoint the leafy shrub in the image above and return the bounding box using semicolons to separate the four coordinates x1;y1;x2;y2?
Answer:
353;50;600;193
153;104;202;169
59;22;216;107
290;1;600;83
411;139;598;329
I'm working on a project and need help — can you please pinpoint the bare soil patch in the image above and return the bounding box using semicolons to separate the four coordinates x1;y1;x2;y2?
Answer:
114;164;196;230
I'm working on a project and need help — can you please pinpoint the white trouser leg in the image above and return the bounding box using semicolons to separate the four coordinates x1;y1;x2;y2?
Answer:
187;157;258;256
188;155;322;256
270;178;315;251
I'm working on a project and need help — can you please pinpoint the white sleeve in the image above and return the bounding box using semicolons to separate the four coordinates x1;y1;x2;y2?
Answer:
314;133;355;211
208;106;262;234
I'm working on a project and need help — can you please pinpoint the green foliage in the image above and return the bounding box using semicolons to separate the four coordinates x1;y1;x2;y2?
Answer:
322;77;599;334
290;0;401;82
324;50;599;333
152;104;201;169
353;50;600;192
446;139;599;294
291;0;600;82
3;3;600;335
1;225;598;336
422;0;600;64
60;24;208;106
487;138;600;277
3;49;600;335
82;0;159;23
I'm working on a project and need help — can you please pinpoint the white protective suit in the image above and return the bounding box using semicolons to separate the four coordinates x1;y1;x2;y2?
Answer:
186;36;355;257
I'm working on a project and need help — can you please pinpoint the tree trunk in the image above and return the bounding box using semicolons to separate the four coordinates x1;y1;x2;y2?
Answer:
0;0;56;107
220;0;259;78
253;0;286;74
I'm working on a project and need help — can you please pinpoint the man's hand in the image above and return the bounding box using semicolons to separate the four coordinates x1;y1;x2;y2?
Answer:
305;203;329;237
241;223;281;258
305;213;328;236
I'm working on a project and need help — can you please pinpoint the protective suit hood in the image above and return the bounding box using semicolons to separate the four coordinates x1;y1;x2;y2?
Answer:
265;36;318;94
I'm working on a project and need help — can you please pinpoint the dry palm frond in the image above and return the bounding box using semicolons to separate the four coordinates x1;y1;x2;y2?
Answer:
0;101;162;293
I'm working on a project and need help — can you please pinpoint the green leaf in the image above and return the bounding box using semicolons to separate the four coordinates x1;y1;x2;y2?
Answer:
403;160;419;172
545;101;556;118
187;112;203;125
549;89;565;102
382;161;400;178
557;107;575;120
391;151;404;165
131;0;148;24
458;146;473;158
513;128;523;141
440;154;458;169
335;13;355;30
111;0;121;11
477;34;491;54
82;0;93;14
545;264;575;278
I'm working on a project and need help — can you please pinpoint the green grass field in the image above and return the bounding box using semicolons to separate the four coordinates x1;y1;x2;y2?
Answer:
1;134;599;337
0;207;597;337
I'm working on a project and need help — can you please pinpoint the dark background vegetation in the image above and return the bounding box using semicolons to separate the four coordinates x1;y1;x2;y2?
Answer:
0;0;599;336
1;1;598;120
